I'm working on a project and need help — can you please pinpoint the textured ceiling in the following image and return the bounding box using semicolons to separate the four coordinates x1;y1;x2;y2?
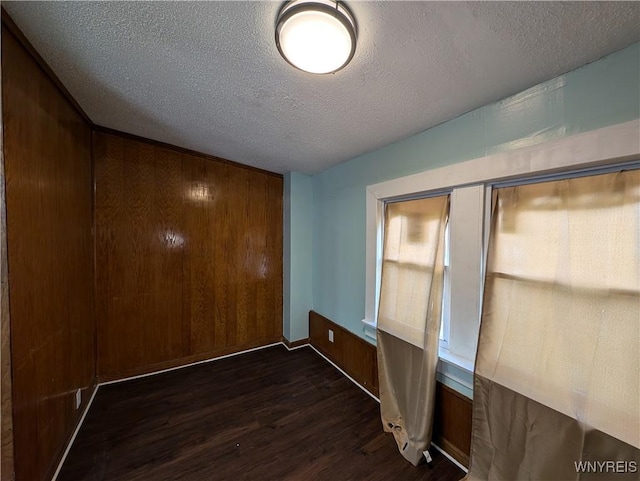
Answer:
4;1;639;174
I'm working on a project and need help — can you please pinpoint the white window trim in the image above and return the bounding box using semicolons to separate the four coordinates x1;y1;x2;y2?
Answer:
439;219;450;348
362;119;640;377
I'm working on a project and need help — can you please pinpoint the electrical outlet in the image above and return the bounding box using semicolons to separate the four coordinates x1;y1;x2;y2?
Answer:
328;329;334;343
75;389;82;410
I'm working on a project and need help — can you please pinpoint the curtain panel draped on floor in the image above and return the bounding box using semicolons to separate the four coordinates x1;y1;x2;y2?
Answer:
377;195;449;466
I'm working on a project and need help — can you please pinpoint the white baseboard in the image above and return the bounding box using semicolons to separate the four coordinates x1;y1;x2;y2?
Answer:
50;341;467;479
307;344;469;473
281;341;309;351
432;442;468;473
99;342;284;386
50;341;287;480
51;383;99;481
308;345;380;402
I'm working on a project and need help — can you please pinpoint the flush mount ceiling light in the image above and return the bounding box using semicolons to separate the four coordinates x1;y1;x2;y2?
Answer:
275;0;357;74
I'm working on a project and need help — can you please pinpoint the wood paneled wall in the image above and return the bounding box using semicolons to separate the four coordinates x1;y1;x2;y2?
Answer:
2;22;96;481
309;310;472;467
2;8;284;478
1;145;15;481
0;23;15;480
94;131;283;380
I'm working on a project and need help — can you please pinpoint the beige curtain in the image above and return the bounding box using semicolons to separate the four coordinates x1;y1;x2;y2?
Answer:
467;169;640;480
377;195;449;466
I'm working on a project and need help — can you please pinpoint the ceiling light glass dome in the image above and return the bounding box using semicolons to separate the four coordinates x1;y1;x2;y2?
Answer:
275;0;357;74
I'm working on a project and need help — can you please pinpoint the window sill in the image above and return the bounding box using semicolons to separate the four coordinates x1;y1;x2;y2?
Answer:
437;347;474;399
437;347;474;374
361;318;376;343
363;320;474;398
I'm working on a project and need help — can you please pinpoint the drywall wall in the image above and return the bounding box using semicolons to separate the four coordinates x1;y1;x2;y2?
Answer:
283;172;313;342
311;42;640;342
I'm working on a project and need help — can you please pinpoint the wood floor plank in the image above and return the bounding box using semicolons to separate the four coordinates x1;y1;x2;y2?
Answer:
58;346;465;481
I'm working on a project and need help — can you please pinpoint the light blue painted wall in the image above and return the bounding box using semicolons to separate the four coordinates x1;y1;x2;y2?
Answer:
311;42;640;342
283;172;313;341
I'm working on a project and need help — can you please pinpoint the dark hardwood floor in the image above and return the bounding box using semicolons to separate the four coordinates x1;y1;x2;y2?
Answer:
58;345;465;481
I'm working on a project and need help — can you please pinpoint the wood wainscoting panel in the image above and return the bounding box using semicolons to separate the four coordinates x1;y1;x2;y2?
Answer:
309;310;472;467
309;310;379;397
95;131;283;380
2;23;95;481
434;382;473;467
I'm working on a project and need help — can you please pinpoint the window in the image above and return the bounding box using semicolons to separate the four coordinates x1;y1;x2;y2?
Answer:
377;195;449;348
362;119;639;394
367;184;486;377
479;169;640;448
